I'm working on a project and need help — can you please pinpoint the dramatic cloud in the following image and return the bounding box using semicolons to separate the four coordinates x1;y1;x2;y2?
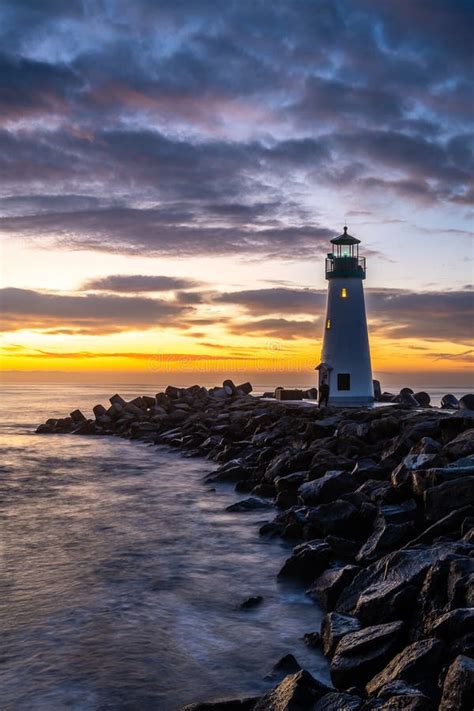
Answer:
0;287;191;334
215;288;326;315
216;286;473;344
0;0;471;263
83;274;201;292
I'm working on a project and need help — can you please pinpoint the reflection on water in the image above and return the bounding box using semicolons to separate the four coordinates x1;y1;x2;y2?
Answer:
0;385;328;710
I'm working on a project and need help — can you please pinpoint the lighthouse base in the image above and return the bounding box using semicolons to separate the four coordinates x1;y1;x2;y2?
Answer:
329;395;374;407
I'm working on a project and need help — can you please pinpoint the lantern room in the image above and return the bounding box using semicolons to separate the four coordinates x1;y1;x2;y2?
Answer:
325;226;366;280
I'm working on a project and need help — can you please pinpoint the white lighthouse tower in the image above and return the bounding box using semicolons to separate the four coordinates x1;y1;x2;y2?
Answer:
317;226;373;406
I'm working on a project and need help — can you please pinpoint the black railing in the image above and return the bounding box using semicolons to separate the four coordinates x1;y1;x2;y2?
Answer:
325;255;366;279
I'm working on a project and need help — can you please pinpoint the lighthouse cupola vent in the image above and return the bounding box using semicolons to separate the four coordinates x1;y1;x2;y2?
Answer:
326;225;366;279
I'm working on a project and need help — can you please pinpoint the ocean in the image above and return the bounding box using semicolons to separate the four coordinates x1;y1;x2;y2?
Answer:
0;383;332;711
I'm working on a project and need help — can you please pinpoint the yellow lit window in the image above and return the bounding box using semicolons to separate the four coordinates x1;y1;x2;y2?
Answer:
341;287;347;298
326;319;331;329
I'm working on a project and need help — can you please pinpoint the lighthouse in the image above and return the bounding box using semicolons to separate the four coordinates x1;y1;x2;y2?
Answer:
317;226;374;406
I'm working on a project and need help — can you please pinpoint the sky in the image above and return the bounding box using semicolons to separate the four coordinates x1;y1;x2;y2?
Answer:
0;0;473;387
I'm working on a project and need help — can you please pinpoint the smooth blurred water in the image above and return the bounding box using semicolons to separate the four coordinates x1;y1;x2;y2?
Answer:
0;384;329;711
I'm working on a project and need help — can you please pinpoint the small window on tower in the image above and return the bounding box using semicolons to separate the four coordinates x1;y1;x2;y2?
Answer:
341;287;347;298
337;373;351;391
326;319;331;329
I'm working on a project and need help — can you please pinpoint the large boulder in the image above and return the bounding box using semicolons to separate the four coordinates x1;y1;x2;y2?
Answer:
459;394;474;410
305;500;359;537
439;655;474;711
321;612;361;657
430;608;474;642
314;691;362;710
443;429;474;459
441;394;459;409
253;670;331;710
413;392;430;407
335;542;470;624
366;638;445;699
278;540;331;582
331;620;404;689
307;565;361;609
265;449;314;482
374;681;432;710
226;497;272;512
423;476;474;521
299;471;356;505
368;416;400;442
356;517;415;564
183;699;258;710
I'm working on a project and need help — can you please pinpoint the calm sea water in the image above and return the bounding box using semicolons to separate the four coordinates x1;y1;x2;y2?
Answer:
0;384;331;711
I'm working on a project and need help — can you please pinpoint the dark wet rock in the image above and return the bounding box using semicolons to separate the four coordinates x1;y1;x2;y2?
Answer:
382;435;413;463
303;631;321;648
265;449;314;483
366;638;445;698
253;670;331;711
325;536;360;561
430;607;474;641
441;393;459;409
356;517;415;564
380;500;417;525
368;416;400;442
321;612;361;657
310;415;342;438
314;691;362;710
226;497;272;512
374;680;432;710
70;408;86;422
307;565;361;609
443;428;474;459
276;472;308;492
413;392;430;407
36;422;54;433
351;458;381;482
335;543;469;623
402;505;473;548
239;595;263;609
208;459;253;483
259;521;283;537
267;654;302;678
423;476;474;521
93;404;108;418
223;379;237;396
373;380;382;400
236;382;253;395
109;393;127;406
71;419;96;435
331;620;404;689
252;482;276;498
183;697;259;710
411;556;474;643
306;500;359;537
411;465;474;498
299;471;356;506
439;654;474;711
278;540;331;582
356;480;398;505
275;490;299;509
459;394;474;410
397;391;419;408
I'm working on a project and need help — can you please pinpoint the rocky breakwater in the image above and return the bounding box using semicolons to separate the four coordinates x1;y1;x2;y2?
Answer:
36;382;474;710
